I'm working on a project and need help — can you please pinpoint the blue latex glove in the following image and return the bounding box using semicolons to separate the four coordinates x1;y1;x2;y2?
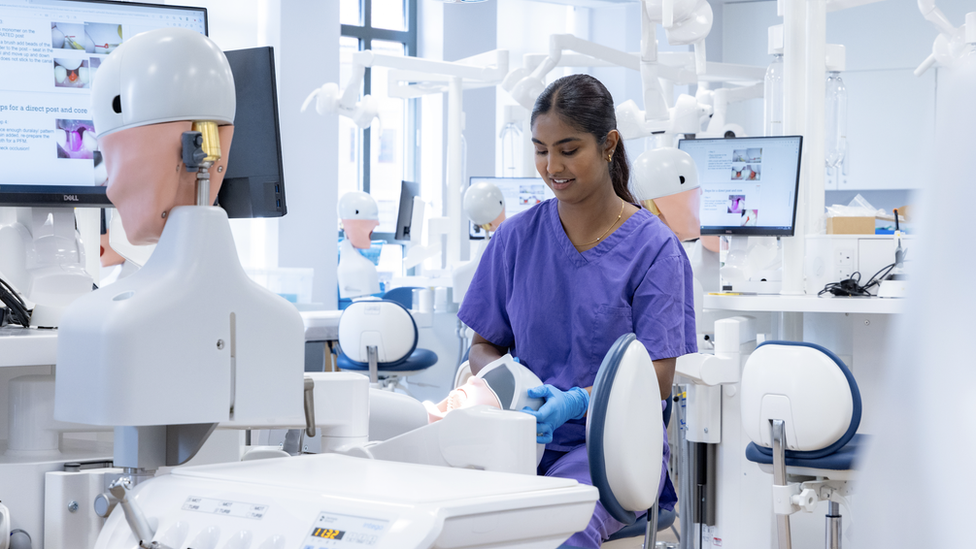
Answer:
521;385;589;444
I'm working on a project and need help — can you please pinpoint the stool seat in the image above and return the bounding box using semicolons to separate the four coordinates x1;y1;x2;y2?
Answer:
746;433;868;471
338;348;438;373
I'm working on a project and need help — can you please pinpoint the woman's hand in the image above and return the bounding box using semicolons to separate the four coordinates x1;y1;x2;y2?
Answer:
521;385;590;444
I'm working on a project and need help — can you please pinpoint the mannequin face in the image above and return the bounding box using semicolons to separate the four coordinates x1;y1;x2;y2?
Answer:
100;121;234;245
341;219;380;249
423;376;501;423
651;186;702;241
99;232;125;267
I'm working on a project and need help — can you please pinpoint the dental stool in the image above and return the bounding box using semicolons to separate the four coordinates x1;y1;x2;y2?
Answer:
740;341;864;549
336;300;437;392
586;333;673;549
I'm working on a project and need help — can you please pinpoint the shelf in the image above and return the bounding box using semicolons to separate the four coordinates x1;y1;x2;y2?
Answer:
703;294;905;315
0;326;58;367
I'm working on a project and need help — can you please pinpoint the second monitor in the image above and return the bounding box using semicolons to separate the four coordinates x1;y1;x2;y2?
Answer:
678;135;803;236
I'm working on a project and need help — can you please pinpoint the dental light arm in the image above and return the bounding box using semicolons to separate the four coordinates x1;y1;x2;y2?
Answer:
302;50;508;127
914;1;976;76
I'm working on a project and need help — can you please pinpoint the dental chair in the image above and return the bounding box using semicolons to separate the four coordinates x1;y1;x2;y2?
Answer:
740;341;864;549
336;299;438;392
584;333;674;549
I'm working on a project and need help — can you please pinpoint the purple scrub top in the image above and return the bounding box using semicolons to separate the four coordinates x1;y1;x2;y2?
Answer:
458;198;697;451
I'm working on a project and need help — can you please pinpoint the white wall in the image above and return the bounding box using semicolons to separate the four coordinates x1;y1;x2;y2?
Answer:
721;0;970;200
160;0;340;307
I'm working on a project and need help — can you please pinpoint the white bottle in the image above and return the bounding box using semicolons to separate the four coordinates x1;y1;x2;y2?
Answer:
764;26;785;136
824;45;848;168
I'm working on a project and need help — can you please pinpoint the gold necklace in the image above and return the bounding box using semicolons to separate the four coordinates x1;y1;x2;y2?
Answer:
577;199;625;248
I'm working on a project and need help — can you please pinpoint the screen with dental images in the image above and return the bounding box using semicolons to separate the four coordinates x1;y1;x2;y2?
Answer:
0;0;206;204
678;135;802;236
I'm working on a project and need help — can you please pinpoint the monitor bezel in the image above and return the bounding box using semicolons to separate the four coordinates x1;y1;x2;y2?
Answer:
679;135;804;237
0;0;209;208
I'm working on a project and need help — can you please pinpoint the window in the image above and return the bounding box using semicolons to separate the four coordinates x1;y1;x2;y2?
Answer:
340;0;418;236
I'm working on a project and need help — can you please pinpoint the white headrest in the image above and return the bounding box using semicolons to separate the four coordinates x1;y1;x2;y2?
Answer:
740;344;854;451
338;301;416;364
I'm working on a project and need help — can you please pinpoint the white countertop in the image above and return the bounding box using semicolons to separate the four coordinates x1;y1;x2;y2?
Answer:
703;293;905;314
0;326;58;367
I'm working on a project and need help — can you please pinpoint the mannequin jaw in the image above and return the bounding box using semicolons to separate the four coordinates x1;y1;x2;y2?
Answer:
101;121;234;245
645;186;702;242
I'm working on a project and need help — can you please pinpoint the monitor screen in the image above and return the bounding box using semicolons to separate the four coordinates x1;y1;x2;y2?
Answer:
468;176;554;239
678;136;803;236
0;0;207;207
217;46;286;218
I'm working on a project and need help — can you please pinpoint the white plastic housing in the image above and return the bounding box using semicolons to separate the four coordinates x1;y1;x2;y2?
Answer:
338;300;415;363
93;454;598;549
347;406;539;475
337;240;380;299
825;44;846;72
740;344;854;451
54;207;305;427
91;28;235;138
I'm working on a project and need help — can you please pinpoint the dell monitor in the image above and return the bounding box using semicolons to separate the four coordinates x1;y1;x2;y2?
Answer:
0;0;208;207
678;136;803;237
467;176;555;239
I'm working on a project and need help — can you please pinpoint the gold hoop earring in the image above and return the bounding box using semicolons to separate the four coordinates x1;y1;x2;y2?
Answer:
607;154;613;162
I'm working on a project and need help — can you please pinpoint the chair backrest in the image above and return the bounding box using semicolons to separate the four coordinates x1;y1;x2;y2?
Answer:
382;286;421;310
740;341;861;458
586;333;664;525
337;300;418;365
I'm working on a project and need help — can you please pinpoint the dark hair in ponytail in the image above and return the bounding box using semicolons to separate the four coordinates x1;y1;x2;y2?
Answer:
531;73;635;204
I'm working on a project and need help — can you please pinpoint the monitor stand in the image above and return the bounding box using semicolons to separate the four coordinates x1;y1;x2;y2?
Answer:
718;235;783;294
0;207;93;328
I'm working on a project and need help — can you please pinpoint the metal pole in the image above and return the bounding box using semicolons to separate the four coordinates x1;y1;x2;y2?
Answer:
675;385;695;549
771;419;792;549
826;501;841;549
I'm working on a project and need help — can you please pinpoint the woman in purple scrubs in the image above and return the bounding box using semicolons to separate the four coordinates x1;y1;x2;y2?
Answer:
457;74;696;548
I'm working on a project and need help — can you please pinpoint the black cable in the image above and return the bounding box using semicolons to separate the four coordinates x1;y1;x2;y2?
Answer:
0;275;31;327
818;262;896;298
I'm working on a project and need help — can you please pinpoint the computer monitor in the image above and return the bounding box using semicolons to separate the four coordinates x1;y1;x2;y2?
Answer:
0;0;208;207
217;46;287;218
678;136;803;237
394;180;421;242
468;176;555;239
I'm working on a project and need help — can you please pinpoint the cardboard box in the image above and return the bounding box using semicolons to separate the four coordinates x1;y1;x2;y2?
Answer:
827;216;875;235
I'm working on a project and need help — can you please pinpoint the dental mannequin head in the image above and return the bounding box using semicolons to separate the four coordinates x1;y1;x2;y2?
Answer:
424;354;545;423
463;181;506;234
338;191;380;249
631;147;702;241
90;28;236;245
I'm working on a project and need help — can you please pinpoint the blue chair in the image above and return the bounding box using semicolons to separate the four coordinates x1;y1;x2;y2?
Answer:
336;299;437;391
740;341;864;549
584;333;675;549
